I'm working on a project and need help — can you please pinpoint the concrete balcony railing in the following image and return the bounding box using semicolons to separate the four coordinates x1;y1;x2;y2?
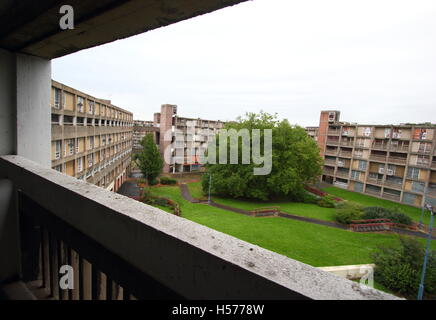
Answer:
383;180;403;189
325;149;338;156
389;145;409;152
327;130;340;135
366;178;384;186
365;188;381;196
432;161;436;169
324;159;337;166
340;141;354;147
372;144;388;150
0;155;398;300
339;151;352;158
326;140;340;146
387;157;407;165
369;154;387;162
336;171;350;178
382;193;401;202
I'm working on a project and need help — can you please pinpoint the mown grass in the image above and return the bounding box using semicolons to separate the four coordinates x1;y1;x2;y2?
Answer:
149;185;436;268
322;186;429;225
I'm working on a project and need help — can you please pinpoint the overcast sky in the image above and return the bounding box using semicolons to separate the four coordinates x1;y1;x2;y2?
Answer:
53;0;436;127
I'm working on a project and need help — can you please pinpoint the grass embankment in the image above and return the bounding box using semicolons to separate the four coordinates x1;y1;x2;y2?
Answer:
322;186;428;225
150;185;436;268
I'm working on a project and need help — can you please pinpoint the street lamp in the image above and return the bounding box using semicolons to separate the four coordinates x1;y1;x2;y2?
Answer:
417;204;434;300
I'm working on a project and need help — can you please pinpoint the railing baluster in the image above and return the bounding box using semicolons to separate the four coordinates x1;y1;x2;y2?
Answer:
71;249;80;300
91;264;98;300
106;277;113;300
49;233;59;299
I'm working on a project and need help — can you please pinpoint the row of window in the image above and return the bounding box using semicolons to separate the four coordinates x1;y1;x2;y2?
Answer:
53;87;132;121
54;138;131;160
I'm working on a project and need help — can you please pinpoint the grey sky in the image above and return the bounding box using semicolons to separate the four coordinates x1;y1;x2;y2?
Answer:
53;0;436;127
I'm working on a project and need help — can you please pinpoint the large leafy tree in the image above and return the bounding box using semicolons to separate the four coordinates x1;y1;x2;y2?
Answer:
133;133;163;184
202;112;323;201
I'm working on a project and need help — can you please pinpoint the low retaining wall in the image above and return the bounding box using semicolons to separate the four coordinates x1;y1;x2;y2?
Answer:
318;264;375;280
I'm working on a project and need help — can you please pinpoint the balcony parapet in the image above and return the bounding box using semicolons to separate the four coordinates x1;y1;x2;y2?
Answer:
0;155;399;300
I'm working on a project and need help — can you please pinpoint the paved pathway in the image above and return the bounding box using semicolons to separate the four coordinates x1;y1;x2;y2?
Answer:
179;183;435;239
117;181;140;198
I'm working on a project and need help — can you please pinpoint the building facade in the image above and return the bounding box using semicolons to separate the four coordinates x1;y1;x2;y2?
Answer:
133;120;158;154
50;80;133;192
153;104;225;173
311;110;436;207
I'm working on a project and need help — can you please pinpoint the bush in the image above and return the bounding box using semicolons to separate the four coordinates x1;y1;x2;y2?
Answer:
317;195;336;208
160;176;177;185
301;191;319;204
149;177;159;186
334;202;364;224
363;206;412;225
371;237;436;298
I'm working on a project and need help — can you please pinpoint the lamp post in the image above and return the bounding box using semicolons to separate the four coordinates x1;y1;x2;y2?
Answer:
417;204;434;300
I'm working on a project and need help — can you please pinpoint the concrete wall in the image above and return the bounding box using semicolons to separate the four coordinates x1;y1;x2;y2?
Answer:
0;49;51;284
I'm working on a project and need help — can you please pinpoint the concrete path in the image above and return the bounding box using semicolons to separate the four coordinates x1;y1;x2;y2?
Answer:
179;183;435;239
117;181;140;198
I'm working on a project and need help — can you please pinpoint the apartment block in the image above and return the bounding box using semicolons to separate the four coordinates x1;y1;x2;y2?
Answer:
133;120;158;153
51;80;134;192
153;104;225;173
310;110;436;207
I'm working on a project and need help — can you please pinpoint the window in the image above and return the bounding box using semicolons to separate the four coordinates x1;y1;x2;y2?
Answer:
54;88;62;109
54;164;62;172
411;181;425;193
77;96;84;112
417;155;429;166
351;170;360;180
407;167;420;179
78;157;83;172
402;192;417;205
67;139;75;155
358;160;367;171
88;154;93;168
55;140;61;159
90;136;94;149
89;101;94;114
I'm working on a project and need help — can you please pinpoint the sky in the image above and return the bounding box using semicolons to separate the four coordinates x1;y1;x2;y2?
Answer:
52;0;436;127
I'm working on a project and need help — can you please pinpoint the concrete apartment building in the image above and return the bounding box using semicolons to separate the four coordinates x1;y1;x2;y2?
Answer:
51;80;133;192
132;120;158;154
152;104;225;173
309;110;436;207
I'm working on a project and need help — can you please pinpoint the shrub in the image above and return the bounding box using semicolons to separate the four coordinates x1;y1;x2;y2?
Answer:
362;206;412;225
334;202;364;224
371;237;436;298
301;191;319;204
160;176;177;185
317;195;336;208
149;177;159;186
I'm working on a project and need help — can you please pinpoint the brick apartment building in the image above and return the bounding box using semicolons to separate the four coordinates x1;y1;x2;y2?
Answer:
308;110;436;207
50;80;133;192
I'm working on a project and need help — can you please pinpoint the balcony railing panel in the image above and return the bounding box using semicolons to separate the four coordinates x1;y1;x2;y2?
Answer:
0;155;398;300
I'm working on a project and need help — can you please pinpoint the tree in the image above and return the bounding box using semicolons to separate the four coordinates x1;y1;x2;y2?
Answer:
371;236;436;299
201;111;323;201
133;133;163;185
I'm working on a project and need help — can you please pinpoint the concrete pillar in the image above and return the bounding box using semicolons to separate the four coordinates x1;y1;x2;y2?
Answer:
159;104;176;173
0;49;51;284
16;54;51;167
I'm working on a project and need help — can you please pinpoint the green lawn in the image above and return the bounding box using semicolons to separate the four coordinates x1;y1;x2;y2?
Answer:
322;186;430;225
188;182;338;222
149;185;436;268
